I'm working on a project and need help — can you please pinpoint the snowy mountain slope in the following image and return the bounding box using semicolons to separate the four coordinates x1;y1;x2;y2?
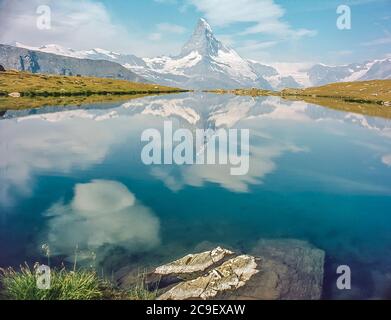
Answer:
267;63;314;88
353;58;391;81
307;58;391;86
13;42;146;67
12;41;167;84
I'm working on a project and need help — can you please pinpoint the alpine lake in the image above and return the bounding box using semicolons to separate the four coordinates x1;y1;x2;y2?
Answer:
1;92;390;300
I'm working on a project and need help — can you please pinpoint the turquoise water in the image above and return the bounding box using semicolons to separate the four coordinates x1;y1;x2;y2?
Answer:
1;93;391;299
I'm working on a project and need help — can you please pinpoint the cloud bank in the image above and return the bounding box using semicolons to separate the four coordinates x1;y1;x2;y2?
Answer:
188;0;316;39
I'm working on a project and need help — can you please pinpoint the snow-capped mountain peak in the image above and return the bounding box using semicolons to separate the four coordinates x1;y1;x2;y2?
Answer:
199;18;213;32
14;42;81;58
85;48;121;59
180;18;226;57
137;18;278;89
13;42;122;61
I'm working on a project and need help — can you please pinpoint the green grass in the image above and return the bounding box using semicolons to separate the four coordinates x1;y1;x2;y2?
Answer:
0;264;158;300
124;271;158;300
0;264;104;300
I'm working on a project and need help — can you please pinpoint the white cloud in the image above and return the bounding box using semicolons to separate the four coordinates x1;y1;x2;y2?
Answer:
241;40;280;50
157;23;186;34
215;34;236;47
1;0;125;49
43;180;160;260
242;21;317;39
0;0;183;56
361;35;391;46
154;0;178;4
148;23;186;42
149;33;163;41
188;0;316;39
382;154;391;166
329;50;353;56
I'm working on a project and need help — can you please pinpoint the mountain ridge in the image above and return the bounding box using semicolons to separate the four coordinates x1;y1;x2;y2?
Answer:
0;44;148;83
5;18;391;89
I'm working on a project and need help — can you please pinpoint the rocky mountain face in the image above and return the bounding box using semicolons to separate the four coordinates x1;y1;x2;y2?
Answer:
0;44;147;82
5;18;391;89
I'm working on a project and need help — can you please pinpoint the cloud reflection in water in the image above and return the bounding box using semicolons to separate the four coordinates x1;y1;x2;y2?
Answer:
43;180;160;261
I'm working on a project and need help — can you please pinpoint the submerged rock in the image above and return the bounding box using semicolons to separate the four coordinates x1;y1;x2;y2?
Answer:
234;239;325;300
152;239;325;300
158;255;258;300
155;246;234;275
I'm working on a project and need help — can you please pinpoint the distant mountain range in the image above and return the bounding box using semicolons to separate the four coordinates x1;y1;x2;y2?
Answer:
1;18;390;89
0;44;147;83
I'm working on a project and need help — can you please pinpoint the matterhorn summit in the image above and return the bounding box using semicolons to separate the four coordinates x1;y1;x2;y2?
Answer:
180;18;227;57
137;18;273;89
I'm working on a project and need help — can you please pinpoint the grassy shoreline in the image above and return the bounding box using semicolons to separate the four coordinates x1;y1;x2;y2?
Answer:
0;70;188;111
280;80;391;106
0;93;178;111
205;80;391;119
0;71;186;96
284;95;391;119
0;264;156;301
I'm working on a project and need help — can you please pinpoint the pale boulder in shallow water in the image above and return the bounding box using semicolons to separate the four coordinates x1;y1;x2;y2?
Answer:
154;246;234;275
158;255;259;300
152;240;325;300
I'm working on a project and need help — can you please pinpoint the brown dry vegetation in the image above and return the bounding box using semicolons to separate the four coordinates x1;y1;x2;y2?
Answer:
280;80;391;105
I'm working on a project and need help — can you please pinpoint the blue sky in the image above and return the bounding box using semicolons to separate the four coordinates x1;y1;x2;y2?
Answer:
0;0;390;64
